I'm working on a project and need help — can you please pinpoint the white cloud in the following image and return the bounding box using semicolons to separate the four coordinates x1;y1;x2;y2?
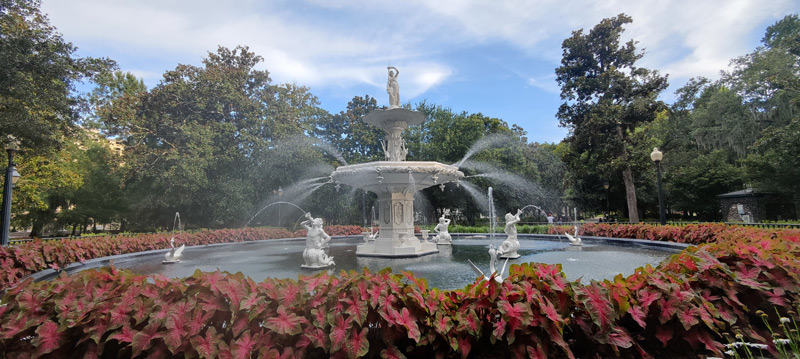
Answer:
41;0;799;101
527;75;559;94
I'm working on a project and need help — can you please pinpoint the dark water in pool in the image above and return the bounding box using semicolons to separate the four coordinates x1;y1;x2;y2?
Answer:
113;236;675;290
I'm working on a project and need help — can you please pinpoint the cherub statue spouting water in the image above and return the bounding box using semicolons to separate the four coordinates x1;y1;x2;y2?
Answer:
499;209;522;259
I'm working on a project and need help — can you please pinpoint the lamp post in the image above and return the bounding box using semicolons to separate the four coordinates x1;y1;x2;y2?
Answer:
2;136;22;246
650;147;666;225
602;180;610;219
276;186;283;228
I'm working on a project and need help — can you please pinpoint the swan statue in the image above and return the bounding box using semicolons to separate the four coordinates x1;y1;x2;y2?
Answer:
163;237;185;264
467;245;509;283
564;224;582;246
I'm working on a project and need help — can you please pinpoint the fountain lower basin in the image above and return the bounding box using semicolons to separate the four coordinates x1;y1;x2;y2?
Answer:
31;235;686;290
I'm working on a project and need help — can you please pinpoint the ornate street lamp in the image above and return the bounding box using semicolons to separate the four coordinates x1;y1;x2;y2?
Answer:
276;186;284;227
2;136;22;246
650;147;666;225
603;180;610;219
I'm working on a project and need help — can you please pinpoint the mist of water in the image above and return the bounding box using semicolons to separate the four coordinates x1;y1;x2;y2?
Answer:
454;133;518;168
172;212;182;232
459;181;490;213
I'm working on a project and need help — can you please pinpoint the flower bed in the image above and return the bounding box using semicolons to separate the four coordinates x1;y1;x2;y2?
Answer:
549;223;774;245
1;224;799;358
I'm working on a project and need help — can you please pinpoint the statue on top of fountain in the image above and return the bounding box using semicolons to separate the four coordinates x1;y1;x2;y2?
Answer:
499;209;522;259
301;212;335;268
432;213;452;245
387;66;400;109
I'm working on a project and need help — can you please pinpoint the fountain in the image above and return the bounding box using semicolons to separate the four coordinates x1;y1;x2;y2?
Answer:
330;67;465;257
162;212;185;264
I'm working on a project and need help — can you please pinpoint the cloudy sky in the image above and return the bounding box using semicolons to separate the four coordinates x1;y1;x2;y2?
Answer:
42;0;799;143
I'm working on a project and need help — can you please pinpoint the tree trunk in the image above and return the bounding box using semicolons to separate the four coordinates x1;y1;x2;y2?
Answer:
30;220;43;238
622;165;640;222
615;124;640;222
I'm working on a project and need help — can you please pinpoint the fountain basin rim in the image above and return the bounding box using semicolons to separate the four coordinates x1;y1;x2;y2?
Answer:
362;108;425;127
332;161;463;174
23;234;689;284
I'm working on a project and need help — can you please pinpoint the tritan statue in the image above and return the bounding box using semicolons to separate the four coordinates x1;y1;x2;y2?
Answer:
301;212;335;268
387;66;400;109
432;214;452;244
499;209;522;259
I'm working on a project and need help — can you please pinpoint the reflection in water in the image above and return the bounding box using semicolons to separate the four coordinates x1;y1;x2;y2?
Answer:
98;237;674;291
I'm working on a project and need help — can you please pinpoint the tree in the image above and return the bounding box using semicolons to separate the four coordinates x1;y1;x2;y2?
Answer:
310;95;383;164
61;141;127;233
12;143;83;237
667;151;743;220
743;117;800;213
104;46;324;229
556;14;668;222
87;70;146;131
0;0;113;151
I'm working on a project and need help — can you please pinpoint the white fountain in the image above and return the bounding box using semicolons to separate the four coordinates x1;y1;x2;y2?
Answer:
163;212;185;264
330;67;465;257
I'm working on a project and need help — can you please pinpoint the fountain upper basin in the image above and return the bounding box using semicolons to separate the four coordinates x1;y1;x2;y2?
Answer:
330;161;464;194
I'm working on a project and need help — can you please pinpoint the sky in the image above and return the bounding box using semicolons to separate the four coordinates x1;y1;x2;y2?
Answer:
41;0;800;144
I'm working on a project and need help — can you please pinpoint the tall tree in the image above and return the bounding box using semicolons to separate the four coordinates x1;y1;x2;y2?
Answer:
556;14;668;222
106;46;322;228
0;0;113;151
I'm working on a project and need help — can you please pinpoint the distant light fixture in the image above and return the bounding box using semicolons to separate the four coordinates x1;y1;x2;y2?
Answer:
650;147;663;162
10;168;20;185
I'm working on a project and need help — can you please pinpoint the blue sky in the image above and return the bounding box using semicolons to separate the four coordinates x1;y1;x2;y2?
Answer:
42;0;799;144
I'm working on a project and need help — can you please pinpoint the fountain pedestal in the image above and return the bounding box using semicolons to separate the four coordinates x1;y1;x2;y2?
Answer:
356;190;438;257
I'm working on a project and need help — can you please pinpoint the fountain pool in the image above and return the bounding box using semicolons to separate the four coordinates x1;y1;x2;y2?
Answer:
41;235;685;290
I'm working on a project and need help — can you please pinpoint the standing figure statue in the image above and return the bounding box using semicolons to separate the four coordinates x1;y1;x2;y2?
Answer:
432;214;452;244
387;66;400;109
300;212;335;268
499;209;522;259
